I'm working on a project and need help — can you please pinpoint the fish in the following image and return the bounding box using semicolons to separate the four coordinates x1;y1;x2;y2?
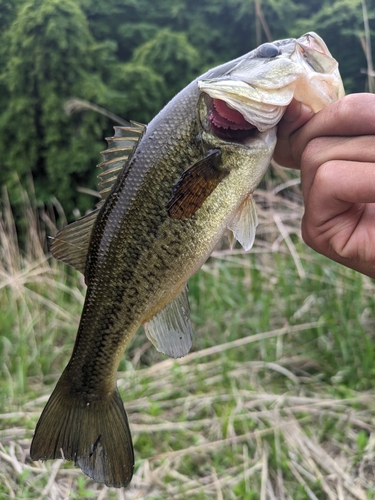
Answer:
30;32;344;488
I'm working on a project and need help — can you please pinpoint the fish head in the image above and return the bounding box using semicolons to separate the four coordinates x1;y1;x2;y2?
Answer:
197;32;344;148
194;33;344;250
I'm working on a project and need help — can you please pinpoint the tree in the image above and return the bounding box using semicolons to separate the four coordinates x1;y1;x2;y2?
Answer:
0;0;374;230
134;29;201;100
0;0;110;218
291;0;372;94
107;63;166;123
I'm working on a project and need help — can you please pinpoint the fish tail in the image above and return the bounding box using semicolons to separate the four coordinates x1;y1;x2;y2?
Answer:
30;372;134;488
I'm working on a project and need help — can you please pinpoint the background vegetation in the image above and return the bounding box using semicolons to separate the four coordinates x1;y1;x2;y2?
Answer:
3;174;375;499
0;0;373;222
1;0;375;498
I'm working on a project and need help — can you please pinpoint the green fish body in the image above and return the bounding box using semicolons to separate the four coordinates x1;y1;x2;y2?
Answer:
30;33;344;487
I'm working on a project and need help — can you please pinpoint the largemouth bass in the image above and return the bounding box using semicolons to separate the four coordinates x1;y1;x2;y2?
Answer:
30;33;344;487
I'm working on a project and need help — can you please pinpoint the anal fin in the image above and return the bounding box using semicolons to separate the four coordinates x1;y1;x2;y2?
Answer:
144;285;193;358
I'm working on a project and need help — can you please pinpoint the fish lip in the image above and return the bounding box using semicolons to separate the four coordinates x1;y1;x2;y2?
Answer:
209;119;258;144
277;32;331;58
290;32;344;106
296;32;330;56
198;31;343;138
293;32;338;74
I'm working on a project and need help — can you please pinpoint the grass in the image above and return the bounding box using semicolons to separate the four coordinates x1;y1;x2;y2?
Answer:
1;168;375;499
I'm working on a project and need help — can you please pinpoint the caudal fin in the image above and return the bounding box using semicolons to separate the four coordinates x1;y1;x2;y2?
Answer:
30;374;134;488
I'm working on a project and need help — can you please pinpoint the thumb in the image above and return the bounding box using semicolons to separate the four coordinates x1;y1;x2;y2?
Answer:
273;100;313;170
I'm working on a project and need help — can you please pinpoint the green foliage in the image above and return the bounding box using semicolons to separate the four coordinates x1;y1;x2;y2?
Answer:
107;62;165;123
0;0;374;222
0;0;19;30
291;0;370;93
134;29;201;99
0;0;109;218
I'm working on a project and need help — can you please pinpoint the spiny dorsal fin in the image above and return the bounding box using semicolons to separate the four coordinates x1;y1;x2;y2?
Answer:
96;122;146;208
143;284;193;358
51;121;146;273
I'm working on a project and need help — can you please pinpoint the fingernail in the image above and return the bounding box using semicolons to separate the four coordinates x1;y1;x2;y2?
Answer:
301;104;313;117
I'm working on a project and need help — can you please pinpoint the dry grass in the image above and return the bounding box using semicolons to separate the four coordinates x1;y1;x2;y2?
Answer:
2;357;375;499
1;169;375;499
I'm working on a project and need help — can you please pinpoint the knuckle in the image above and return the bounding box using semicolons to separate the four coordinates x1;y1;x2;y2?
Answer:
335;93;375;125
300;137;322;165
301;216;315;249
312;160;340;190
301;219;327;257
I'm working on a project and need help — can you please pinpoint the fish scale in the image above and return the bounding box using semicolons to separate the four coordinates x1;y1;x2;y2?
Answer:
71;99;203;377
30;32;344;488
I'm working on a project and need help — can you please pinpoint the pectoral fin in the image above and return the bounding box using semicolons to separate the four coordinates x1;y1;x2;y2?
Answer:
143;285;193;358
167;149;228;219
227;194;258;252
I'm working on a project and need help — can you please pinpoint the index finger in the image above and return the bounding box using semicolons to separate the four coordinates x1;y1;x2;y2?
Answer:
290;93;375;165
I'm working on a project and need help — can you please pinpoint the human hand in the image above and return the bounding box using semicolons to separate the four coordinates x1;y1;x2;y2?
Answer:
273;93;375;279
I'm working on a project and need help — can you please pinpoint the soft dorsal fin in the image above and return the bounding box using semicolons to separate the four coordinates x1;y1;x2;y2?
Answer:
143;285;193;358
50;209;99;273
50;122;146;272
167;149;228;219
227;194;258;252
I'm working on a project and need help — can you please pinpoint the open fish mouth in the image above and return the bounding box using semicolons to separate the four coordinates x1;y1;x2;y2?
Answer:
209;98;258;143
198;32;344;145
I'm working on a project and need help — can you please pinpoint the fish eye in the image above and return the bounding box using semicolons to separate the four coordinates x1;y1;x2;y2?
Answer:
257;43;280;58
